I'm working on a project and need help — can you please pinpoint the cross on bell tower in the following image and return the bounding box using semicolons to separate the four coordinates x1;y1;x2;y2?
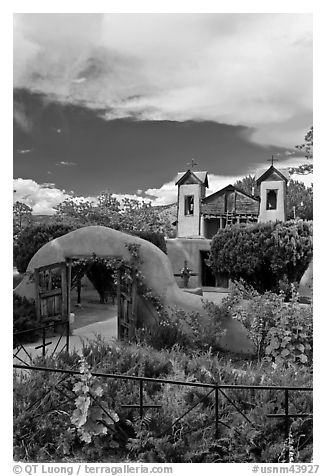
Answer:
187;158;198;170
267;155;279;166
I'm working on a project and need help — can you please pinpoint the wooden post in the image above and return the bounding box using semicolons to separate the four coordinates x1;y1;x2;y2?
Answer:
130;269;138;338
67;260;72;323
42;327;46;357
77;278;81;304
34;269;41;322
66;320;70;354
61;263;68;320
48;269;52;291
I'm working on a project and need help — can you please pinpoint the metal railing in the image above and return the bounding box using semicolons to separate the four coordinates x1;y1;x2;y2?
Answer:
13;363;312;442
13;320;70;362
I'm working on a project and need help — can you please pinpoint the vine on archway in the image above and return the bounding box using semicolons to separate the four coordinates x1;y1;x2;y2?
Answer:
70;243;164;313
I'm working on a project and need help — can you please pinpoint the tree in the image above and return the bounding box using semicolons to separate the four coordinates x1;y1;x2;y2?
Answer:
13;201;32;236
55;192;175;237
55;193;120;227
234;175;258;196
118;198;174;236
209;220;313;293
289;126;313;176
85;260;116;304
296;126;313;160
13;222;75;273
286;180;313;220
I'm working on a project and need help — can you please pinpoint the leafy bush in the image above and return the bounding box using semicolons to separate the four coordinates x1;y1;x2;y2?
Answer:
13;223;75;273
13;272;24;289
13;294;38;343
13;338;312;463
131;230;167;254
223;281;313;366
209;220;313;293
136;301;227;352
71;357;120;444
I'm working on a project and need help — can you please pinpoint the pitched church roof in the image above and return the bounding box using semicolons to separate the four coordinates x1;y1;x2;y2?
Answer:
202;184;259;203
255;165;290;185
175;170;208;187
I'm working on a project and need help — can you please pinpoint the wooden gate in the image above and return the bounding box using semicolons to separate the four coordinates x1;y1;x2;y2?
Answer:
35;258;137;338
34;262;70;323
117;267;138;340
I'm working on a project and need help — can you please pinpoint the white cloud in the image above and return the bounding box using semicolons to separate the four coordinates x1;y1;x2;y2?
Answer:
56;161;77;166
13;179;152;215
13;178;70;215
13;101;33;132
145;178;178;206
291;173;313;187
13;13;312;147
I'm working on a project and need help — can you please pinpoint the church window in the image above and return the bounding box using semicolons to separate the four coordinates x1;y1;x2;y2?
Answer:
184;195;194;215
266;189;277;210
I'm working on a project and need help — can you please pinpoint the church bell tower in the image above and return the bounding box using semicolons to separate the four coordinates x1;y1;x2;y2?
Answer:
256;165;289;222
175;169;208;237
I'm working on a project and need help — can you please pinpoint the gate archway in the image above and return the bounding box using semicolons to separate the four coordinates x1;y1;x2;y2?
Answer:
14;226;255;355
34;256;138;341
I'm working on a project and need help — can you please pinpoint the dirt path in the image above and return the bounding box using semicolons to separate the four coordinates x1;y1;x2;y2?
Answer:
14;286;118;365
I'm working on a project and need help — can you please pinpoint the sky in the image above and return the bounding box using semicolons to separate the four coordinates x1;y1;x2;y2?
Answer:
13;13;313;214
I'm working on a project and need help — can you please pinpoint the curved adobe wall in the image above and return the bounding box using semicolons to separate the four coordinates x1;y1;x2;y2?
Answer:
298;260;313;301
14;226;255;355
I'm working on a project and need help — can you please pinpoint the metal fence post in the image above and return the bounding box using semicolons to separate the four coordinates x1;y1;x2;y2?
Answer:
215;385;219;439
285;389;289;441
139;379;144;419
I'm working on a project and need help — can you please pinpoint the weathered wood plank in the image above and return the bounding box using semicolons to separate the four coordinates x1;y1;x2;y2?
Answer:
39;288;62;298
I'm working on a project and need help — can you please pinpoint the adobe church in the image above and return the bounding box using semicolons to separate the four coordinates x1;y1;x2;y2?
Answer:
166;164;289;289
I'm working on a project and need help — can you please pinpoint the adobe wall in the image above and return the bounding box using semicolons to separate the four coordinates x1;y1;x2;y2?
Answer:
177;184;201;237
298;260;313;301
166;237;211;288
258;180;286;222
14;226;255;355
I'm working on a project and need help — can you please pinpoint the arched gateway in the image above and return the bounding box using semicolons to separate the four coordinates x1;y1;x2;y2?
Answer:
14;226;255;355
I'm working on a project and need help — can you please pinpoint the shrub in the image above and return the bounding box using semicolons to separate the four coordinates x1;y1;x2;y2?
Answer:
131;230;167;254
223;281;313;366
13;294;38;343
13;223;75;273
85;260;117;304
209;220;313;293
13;338;313;463
136;301;227;352
13;272;24;289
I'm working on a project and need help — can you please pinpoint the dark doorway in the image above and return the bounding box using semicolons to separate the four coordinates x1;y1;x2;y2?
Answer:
200;251;216;287
266;189;277;210
215;273;229;288
205;218;220;239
